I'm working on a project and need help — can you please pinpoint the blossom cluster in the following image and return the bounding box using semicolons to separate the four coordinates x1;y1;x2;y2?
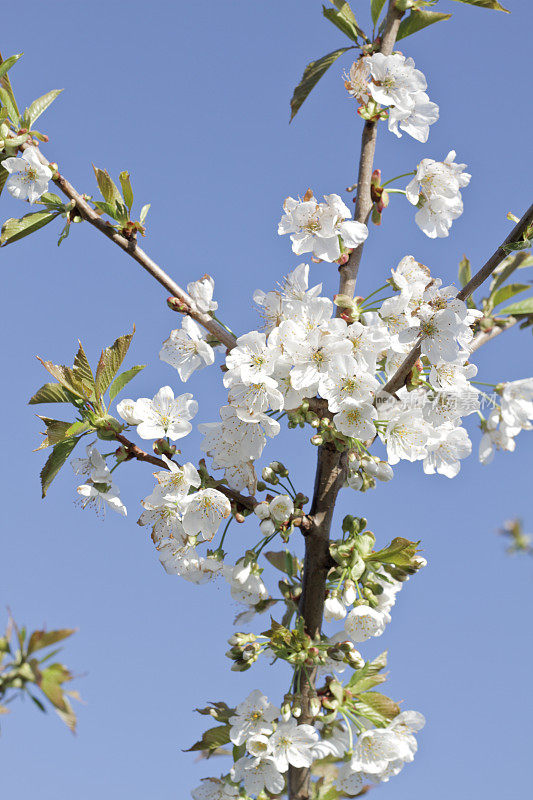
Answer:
406;150;471;239
480;379;533;464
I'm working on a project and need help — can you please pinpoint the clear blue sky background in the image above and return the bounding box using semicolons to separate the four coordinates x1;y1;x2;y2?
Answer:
1;1;532;797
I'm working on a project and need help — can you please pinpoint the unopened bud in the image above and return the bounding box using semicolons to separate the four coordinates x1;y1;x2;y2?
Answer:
261;466;279;485
234;512;245;523
309;696;322;717
310;434;323;446
167;296;190;314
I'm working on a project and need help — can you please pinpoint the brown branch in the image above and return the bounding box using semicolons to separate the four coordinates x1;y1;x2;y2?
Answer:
288;5;404;799
336;3;404;305
113;432;257;511
469;317;518;353
20;142;238;351
381;202;533;397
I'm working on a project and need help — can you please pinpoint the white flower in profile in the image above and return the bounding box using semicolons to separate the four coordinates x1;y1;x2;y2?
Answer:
406;151;470;237
77;480;127;517
324;592;347;622
232;756;285;795
351;728;412;775
134;386;198;440
71;443;110;482
501;378;533;429
224;565;269;606
229;690;280;746
388;91;439;143
333;401;377;440
423;424;472;478
344;605;386;643
268;718;319;771
182;488;231;541
161;546;222;583
3;146;53;203
191;777;239;800
365;53;427;110
379;408;430;465
187;275;218;314
159;317;214;382
149;455;201;503
282;262;322;302
390;255;431;299
336;764;371;796
479;409;517;465
116;398;143;425
272;360;309;411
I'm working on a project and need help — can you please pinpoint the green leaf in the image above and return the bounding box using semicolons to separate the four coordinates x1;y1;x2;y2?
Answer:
36;358;88;400
139;203;150;224
119;171;133;211
347;651;388;693
451;0;509;11
0;85;19;125
0;163;8;198
40;437;80;498
185;724;231;753
264;550;300;577
490;252;533;293
396;9;452;41
458;254;471;287
0;53;23;81
26;89;63;127
36;418;90;449
290;47;352;122
38;191;65;209
499;298;533;316
490;283;530;310
108;365;145;401
57;218;71;246
322;3;363;42
95;330;135;396
353;691;400;726
93;165;123;206
29;382;73;404
28;693;47;713
1;210;59;246
366;537;420;567
0;50;20;119
73;341;95;393
27;629;75;655
371;0;387;26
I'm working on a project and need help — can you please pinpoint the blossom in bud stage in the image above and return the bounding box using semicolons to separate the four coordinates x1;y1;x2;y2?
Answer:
253;501;271;520
268;718;319;771
324;592;347;622
333;401;377;440
344;605;387;643
346;468;363;491
187;275;217;314
278;193;368;262
228;690;280;746
181;488;231;540
159;317;215;382
76;480;127;517
232;756;285;795
268;495;294;524
133;386;198;440
3;146;53;203
116;398;143;425
224;564;269;606
343;580;357;606
259;518;276;536
191;778;239;800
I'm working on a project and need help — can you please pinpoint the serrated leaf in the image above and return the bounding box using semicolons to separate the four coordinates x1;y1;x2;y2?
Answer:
498;298;533;316
396;9;452;41
458;254;471;287
290;48;352;122
322;3;363;42
119;171;133;211
73;341;95;393
36;419;90;449
26;89;63;127
490;252;533;293
185;725;231;753
109;365;145;401
366;537;420;567
1;210;59;246
27;629;75;655
371;0;387;26
353;691;400;726
93;165;123;206
36;358;88;400
0;85;19;125
29;382;73;405
490;283;530;310
95;331;134;397
451;0;509;11
40;437;80;498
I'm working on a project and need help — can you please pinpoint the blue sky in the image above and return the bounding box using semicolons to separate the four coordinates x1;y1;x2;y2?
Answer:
1;1;532;798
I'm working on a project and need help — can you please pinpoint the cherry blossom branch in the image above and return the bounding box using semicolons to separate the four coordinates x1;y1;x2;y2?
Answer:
20;143;238;351
381;202;533;397
337;3;404;303
113;432;257;512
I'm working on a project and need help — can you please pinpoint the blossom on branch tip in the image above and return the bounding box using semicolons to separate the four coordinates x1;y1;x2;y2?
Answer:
3;146;53;203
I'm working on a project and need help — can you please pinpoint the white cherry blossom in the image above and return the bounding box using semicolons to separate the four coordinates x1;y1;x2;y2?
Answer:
182;488;231;541
228;690;280;746
187;275;217;314
3;146;53;203
232;756;285;795
134;386;198;440
344;605;387;643
77;480;127;517
333;400;377;440
159;317;215;382
423;424;472;478
268;718;319;771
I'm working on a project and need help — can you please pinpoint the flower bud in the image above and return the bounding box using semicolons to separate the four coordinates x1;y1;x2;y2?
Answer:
309;696;322;717
310;434;323;446
167;296;190;314
261;466;279;485
281;702;291;722
260;519;276;536
375;461;394;482
269;461;288;477
254;501;270;520
343;580;357;606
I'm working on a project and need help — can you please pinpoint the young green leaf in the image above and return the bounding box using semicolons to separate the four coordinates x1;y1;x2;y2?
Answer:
139;203;151;225
40;437;81;498
489;252;533;294
93;166;123;206
29;382;73;405
0;53;23;81
498;298;533;316
119;171;134;211
185;724;231;753
352;691;400;726
490;283;530;310
371;0;387;26
95;330;135;396
451;0;509;11
458;254;472;287
36;358;89;400
1;210;59;246
290;47;353;122
0;50;20;119
27;629;76;655
73;341;95;393
108;365;145;402
396;10;452;41
322;2;364;42
26;89;63;127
